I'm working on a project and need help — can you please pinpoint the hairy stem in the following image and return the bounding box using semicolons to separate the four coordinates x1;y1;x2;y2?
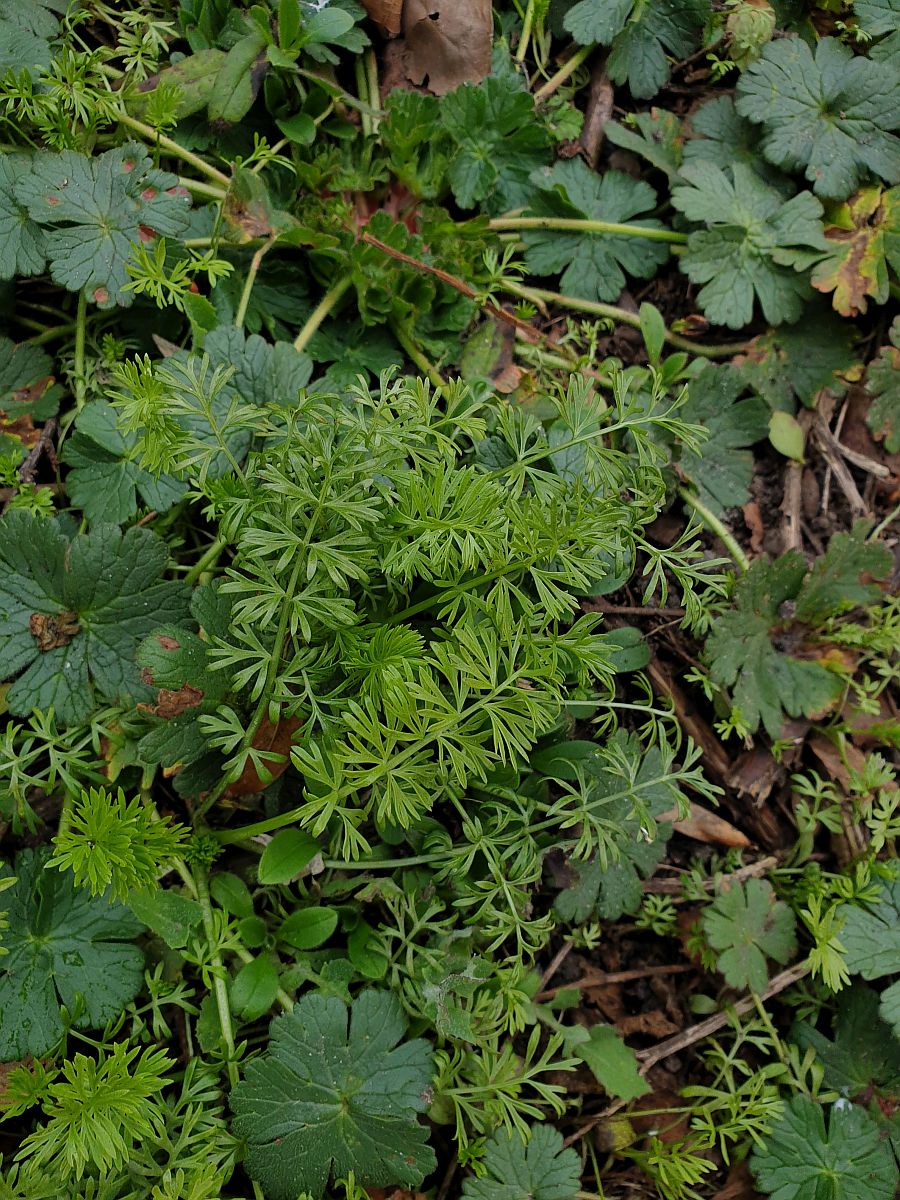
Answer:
234;236;276;329
503;282;748;359
194;867;239;1087
389;317;445;390
678;486;750;572
118;112;231;187
489;216;687;245
73;290;88;413
293;276;352;353
534;44;593;102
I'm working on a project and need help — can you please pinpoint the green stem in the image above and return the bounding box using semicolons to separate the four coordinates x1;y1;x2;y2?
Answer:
178;176;228;202
390;317;445;390
73;290;88;412
22;322;79;345
293;276;352;353
678;486;749;572
489;215;687;245
234;236;276;329
183;535;229;585
117;112;231;187
517;0;536;63
504;282;748;359
194;867;239;1087
534;43;593;102
355;56;373;137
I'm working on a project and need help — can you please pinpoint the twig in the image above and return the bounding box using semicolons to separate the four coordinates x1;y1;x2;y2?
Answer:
18;417;58;484
636;962;811;1074
642;855;780;896
501;283;748;359
537;940;575;992
537;962;693;1001
359;230;541;343
578;61;614;168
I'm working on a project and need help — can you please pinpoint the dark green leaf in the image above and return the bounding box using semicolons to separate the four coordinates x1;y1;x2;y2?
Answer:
735;37;900;201
524;161;670;303
278;906;339;950
680;364;769;511
0;848;144;1059
573;1025;650;1101
866;316;900;452
702;878;796;993
461;1125;581;1200
230;989;435;1200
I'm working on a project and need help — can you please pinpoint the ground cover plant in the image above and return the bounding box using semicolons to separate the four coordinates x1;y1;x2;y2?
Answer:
0;1;898;1198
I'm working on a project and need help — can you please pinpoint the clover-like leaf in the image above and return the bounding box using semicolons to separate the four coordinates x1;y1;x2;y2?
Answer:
0;511;190;725
441;76;551;213
461;1125;581;1200
866;316;900;452
702;878;797;993
523;160;670;303
679;364;770;512
750;1095;898;1200
672;161;826;328
564;0;708;99
0;847;144;1059
230;989;435;1200
14;143;191;307
735;37;900;201
811;185;900;316
62;400;187;525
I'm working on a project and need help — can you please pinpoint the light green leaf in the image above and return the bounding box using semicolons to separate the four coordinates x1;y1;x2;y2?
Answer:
524;160;670;303
702;878;797;993
232;955;279;1021
768;410;805;462
278;906;339;950
257;830;321;885
127;888;203;950
573;1026;649;1101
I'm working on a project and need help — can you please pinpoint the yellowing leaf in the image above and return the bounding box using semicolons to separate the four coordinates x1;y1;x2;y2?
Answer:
811;185;900;317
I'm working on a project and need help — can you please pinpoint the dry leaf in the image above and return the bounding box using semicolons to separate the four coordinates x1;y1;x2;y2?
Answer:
660;801;751;848
29;611;80;652
359;0;403;36
401;0;492;95
224;714;303;798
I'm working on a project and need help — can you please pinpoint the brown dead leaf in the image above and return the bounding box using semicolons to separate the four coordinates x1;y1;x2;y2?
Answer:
401;0;492;94
713;1163;756;1200
29;611;80;652
138;683;204;720
359;0;403;35
742;500;764;556
0;413;39;447
617;1010;679;1038
10;376;54;413
661;801;751;848
224;714;303;798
